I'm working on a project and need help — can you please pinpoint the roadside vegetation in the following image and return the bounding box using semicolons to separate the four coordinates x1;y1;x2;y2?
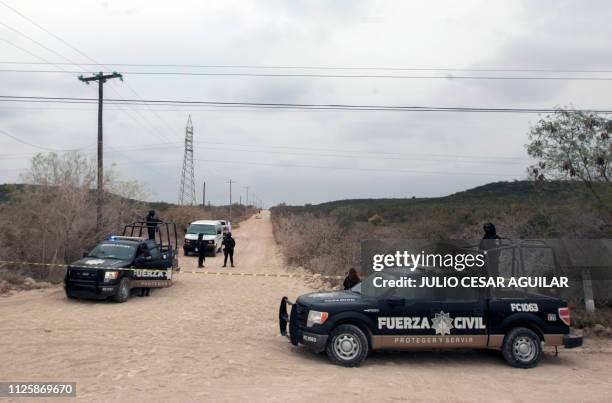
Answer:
271;109;612;329
0;151;254;292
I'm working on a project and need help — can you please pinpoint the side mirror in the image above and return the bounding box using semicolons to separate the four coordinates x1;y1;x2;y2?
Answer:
82;251;89;258
217;230;222;235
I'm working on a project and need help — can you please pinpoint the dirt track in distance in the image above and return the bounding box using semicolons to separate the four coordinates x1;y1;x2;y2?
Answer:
1;211;611;402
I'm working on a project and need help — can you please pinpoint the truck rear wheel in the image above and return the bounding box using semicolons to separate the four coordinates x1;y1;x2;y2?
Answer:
326;324;369;367
113;278;131;303
502;327;542;368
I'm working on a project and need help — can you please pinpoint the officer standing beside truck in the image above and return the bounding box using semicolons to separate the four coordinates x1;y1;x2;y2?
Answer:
196;233;206;268
222;232;236;268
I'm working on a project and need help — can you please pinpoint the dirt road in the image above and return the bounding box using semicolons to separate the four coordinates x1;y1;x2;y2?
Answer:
1;211;611;402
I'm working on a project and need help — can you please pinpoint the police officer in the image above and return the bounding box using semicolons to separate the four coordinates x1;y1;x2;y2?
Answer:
222;232;236;268
146;210;161;240
196;233;206;268
343;268;360;290
479;222;501;277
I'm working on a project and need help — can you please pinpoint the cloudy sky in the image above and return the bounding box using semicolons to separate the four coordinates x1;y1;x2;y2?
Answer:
1;0;611;206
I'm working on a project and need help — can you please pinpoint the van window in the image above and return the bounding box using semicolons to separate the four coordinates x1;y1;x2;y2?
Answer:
187;224;217;235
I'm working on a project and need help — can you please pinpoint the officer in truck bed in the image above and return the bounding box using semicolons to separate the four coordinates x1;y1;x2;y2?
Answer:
145;210;161;240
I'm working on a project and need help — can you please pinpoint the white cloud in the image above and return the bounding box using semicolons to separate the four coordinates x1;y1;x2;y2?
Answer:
0;0;610;205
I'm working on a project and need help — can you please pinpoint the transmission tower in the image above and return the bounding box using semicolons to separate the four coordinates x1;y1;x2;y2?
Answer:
178;115;196;205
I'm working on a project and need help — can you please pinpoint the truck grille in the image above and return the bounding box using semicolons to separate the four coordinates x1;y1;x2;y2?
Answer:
294;303;308;326
69;268;98;282
288;302;309;345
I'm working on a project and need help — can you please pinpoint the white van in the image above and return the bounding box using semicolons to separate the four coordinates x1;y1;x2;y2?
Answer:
183;220;223;257
217;220;231;233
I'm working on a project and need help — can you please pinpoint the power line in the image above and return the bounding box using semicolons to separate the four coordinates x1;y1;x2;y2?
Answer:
0;128;86;151
0;1;178;143
0;20;84;68
0;0;98;63
3;68;612;81
0;139;529;164
2;60;612;74
138;157;521;177
92;143;529;165
1;95;611;114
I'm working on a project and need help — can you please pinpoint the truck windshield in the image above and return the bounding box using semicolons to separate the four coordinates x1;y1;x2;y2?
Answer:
88;243;136;260
187;224;217;235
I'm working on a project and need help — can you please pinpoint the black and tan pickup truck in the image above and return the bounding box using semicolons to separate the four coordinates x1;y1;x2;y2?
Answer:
279;269;582;368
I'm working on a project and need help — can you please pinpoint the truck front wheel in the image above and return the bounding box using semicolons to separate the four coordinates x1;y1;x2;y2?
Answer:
326;324;369;367
502;327;543;368
113;278;131;303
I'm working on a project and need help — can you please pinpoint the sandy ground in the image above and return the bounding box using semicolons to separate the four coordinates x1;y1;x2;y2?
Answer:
1;211;612;402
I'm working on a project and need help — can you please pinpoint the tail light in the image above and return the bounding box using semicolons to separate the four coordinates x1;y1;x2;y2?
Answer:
558;307;571;326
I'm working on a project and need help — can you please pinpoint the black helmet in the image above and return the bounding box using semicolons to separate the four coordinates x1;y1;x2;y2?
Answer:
148;209;155;216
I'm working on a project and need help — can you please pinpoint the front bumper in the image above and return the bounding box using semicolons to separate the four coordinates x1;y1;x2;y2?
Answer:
563;333;583;349
65;280;119;299
184;242;216;252
278;296;328;353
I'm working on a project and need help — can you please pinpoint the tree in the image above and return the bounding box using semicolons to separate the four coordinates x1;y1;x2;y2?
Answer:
0;151;145;280
526;108;611;213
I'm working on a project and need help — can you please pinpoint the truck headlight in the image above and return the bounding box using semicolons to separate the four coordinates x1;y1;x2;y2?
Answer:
104;271;120;282
306;310;329;327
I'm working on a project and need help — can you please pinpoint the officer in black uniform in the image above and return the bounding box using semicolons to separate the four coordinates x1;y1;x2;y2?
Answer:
222;232;236;267
146;210;161;240
479;222;501;277
196;233;206;268
343;268;361;290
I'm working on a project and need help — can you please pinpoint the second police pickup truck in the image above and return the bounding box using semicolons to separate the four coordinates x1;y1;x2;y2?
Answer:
279;267;583;368
64;221;179;302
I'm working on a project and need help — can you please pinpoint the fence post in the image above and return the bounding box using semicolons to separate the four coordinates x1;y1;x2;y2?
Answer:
582;268;595;313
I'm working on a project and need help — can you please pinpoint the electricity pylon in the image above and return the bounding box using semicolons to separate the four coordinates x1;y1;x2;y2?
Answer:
178;115;196;205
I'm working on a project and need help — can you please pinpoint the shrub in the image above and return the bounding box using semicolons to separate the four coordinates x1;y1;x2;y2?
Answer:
368;214;384;226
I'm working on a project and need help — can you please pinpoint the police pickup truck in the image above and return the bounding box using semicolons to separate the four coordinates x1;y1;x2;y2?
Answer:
64;221;179;302
279;269;582;368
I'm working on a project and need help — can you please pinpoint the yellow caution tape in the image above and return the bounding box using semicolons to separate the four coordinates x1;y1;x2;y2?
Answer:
182;270;342;279
0;260;343;279
0;260;175;273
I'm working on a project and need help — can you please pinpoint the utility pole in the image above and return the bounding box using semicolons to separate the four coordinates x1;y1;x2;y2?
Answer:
226;179;235;221
202;181;206;209
244;186;249;207
78;71;122;232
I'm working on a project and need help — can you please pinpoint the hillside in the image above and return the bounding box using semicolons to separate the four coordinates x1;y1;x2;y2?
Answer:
272;180;597;225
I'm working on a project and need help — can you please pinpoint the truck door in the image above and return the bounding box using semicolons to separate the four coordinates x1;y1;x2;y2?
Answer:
134;243;170;281
436;284;488;347
372;275;442;350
